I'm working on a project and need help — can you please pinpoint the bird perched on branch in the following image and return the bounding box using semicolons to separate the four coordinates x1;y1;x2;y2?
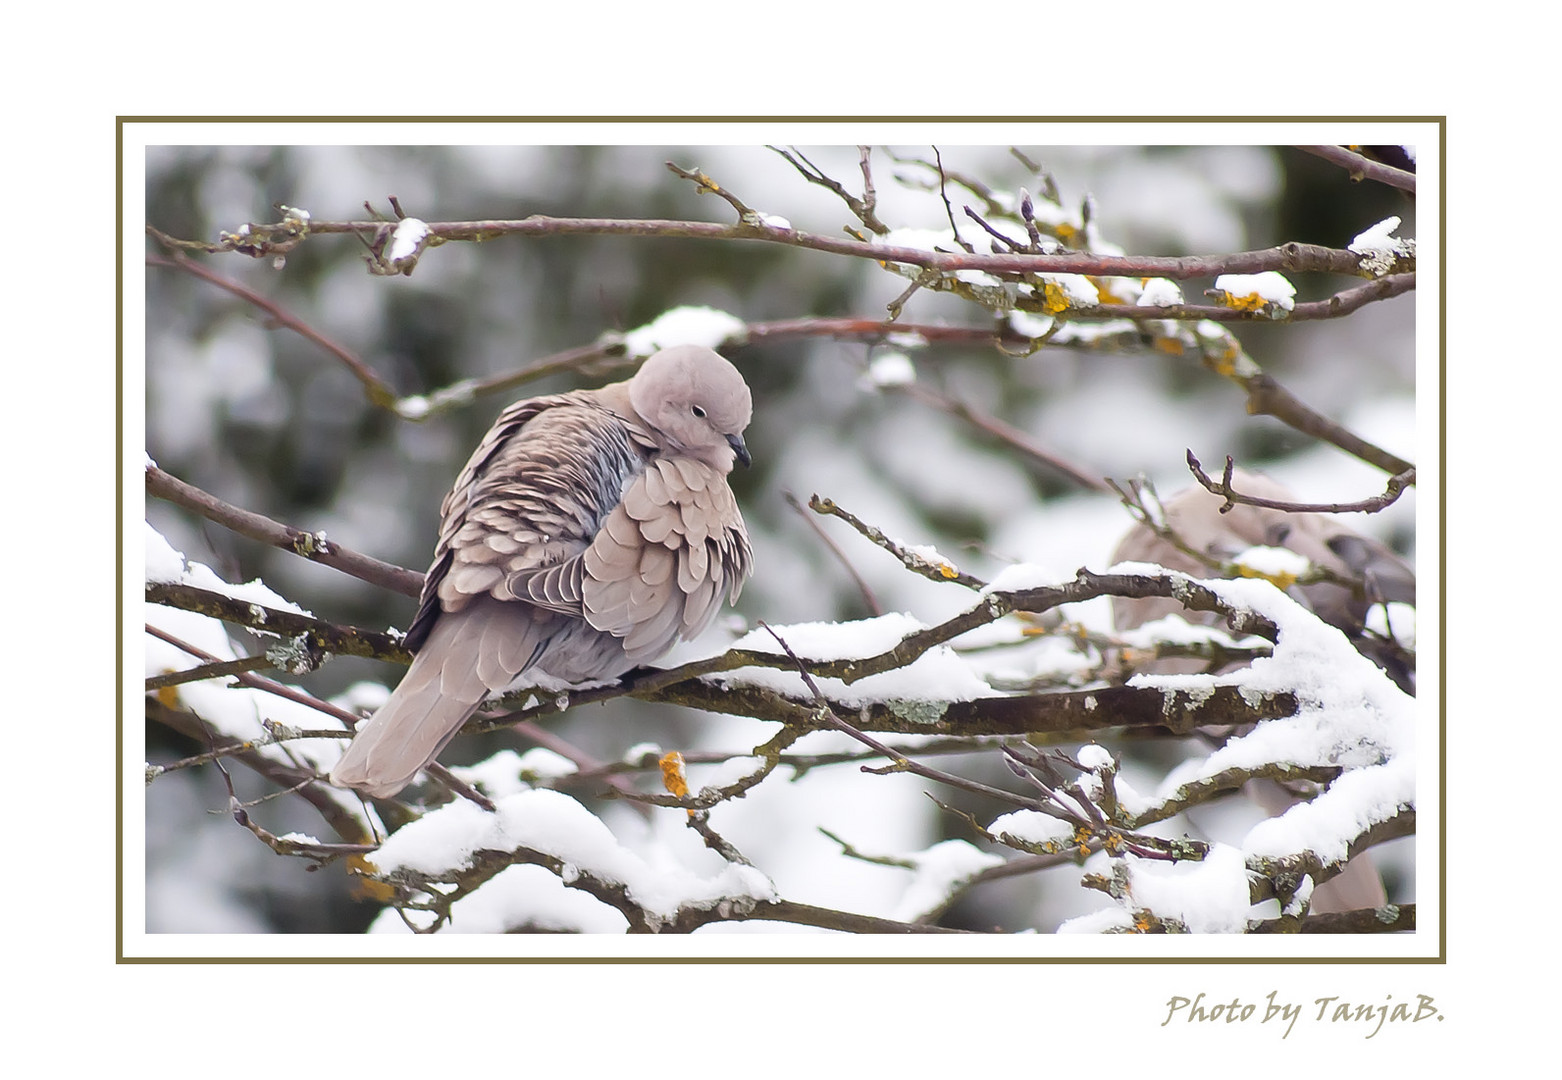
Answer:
331;345;754;798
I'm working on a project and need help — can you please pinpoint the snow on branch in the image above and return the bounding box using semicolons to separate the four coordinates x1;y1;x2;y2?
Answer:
144;145;1420;937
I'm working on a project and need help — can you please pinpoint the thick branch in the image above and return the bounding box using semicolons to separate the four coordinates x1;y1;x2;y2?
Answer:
1249;902;1415;934
145;581;410;663
1246;808;1416;905
649;680;1297;739
1239;374;1415;475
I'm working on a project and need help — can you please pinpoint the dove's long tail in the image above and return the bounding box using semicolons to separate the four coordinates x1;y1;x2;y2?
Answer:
330;599;547;798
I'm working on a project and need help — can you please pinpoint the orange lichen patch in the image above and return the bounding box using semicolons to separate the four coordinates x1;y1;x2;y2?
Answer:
1204;340;1242;376
1236;565;1299;591
347;855;397;903
1088;276;1125;304
1214;288;1270;312
659;751;689;798
1039;279;1073;314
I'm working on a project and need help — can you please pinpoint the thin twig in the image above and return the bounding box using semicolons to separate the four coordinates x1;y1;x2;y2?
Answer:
807;494;988;589
145;251;399;407
147;463;424;597
146;654;274;692
898;382;1109;491
1294;145;1417;194
146;623;365;730
1187;451;1416;514
756;622;1067;818
665;161;758;220
151;216;1391;282
782;489;883;615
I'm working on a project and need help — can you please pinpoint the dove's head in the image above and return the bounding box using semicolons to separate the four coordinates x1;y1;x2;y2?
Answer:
630;345;753;472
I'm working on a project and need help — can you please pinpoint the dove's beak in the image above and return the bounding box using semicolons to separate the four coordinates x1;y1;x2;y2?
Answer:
727;433;752;468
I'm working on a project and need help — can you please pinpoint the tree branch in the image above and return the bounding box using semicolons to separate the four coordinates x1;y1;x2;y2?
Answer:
1294;145;1417;194
1187;451;1416;514
145;581;410;664
150;215;1395;282
145;251;400;407
147;463;424;597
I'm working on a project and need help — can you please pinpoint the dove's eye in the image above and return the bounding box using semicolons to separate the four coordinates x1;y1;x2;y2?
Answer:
691;405;707;418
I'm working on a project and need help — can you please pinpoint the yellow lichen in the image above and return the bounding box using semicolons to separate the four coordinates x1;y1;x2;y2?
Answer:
659;751;689;798
1039;279;1072;315
1236;565;1298;591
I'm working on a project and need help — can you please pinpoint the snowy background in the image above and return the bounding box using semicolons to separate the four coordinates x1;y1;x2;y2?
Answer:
141;142;1418;937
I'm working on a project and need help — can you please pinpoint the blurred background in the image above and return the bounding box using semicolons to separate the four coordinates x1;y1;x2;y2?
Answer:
142;142;1417;933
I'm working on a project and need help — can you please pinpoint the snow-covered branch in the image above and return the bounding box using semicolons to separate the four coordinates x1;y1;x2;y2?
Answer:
143;143;1420;937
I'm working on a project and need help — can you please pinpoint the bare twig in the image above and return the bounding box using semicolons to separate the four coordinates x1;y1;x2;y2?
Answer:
807;494;988;589
782;489;883;615
201;714;377;865
1190;327;1416;477
147;463;424;597
1237;373;1415;476
151;215;1394;282
145;251;399;408
897;382;1110;492
146;623;365;730
932;148;974;253
1294;145;1417;194
665;161;759;221
1187;451;1416;514
767;145;888;236
146;653;274;692
756;622;1066;818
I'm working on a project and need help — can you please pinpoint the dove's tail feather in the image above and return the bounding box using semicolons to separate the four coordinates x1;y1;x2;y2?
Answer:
330;600;545;799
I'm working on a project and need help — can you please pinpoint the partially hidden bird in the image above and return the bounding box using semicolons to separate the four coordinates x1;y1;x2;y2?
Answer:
1110;469;1414;913
1111;468;1415;690
331;345;754;798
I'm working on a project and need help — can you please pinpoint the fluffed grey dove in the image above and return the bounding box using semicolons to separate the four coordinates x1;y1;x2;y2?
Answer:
331;345;754;798
1110;470;1415;914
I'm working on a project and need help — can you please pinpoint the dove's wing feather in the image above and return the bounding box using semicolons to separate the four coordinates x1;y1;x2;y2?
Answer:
404;394;648;650
582;457;751;662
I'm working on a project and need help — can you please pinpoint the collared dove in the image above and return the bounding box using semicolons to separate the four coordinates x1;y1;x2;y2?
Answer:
331;345;754;798
1110;470;1415;914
